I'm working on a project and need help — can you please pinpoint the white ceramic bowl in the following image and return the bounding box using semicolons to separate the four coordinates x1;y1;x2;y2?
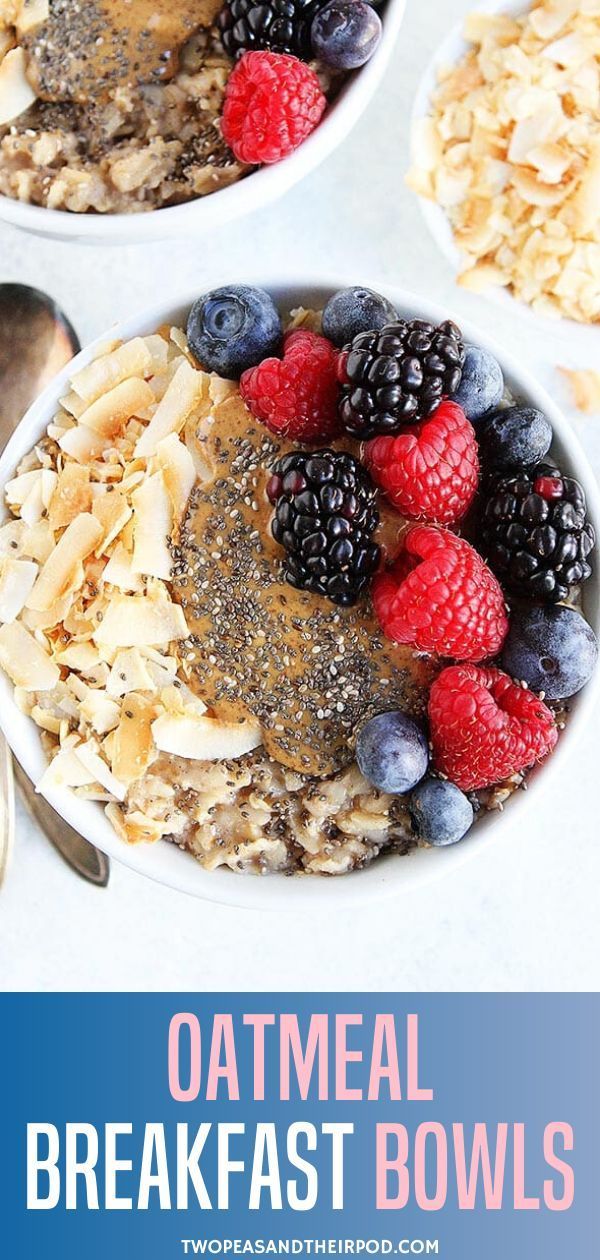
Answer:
410;0;598;346
1;276;599;910
0;0;406;245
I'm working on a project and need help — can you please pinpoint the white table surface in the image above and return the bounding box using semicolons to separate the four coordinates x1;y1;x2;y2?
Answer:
1;0;599;993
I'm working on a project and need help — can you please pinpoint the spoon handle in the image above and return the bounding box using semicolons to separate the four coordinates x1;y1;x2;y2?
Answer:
13;760;110;888
0;733;15;887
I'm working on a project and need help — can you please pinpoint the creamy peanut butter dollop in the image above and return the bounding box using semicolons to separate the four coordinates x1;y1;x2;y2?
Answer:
22;0;223;103
171;395;437;778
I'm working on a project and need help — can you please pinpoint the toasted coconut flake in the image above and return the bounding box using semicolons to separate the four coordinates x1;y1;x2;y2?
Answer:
0;47;36;126
568;139;600;235
19;478;44;527
93;592;189;647
155;433;196;523
79;377;155;439
16;0;49;35
559;366;600;412
70;338;152;404
135;360;206;457
183;411;217;483
139;648;178;688
74;740;127;801
160;682;206;717
0;620;60;689
36;748;96;794
143;333;170;374
19;522;54;566
27;513;103;611
59;390;86;420
30;705;62;735
5;468;44;508
54;640;103;673
0;519;26;555
48;464;92;529
21;592;74;633
58;424;108;462
106;648;155;696
0;556;38;622
170;326;190;355
0;30;16;60
131;471;173;580
208;375;239;406
151;713;261;761
105;802;168;845
92;490;132;553
101;543;143;593
112;694;156;786
79;690;121;735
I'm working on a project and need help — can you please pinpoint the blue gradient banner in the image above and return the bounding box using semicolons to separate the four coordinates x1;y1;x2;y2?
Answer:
1;995;597;1257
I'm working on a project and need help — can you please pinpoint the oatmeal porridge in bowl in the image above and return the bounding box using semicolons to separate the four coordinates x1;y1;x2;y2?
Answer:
0;280;598;907
0;0;405;241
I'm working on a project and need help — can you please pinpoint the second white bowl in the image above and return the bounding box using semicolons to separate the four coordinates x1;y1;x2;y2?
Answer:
410;0;599;347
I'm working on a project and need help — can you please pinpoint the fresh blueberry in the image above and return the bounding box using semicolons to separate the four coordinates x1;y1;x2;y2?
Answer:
356;710;429;794
451;343;504;422
322;286;397;347
311;0;382;71
480;405;553;470
187;285;282;380
409;777;474;847
501;605;598;701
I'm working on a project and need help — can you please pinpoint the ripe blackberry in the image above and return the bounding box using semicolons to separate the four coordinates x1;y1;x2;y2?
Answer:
338;318;465;439
218;0;320;60
267;449;380;606
481;462;596;604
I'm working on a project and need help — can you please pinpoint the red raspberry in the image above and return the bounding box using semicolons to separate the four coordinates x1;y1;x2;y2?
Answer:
221;51;326;165
372;525;509;662
240;329;342;442
429;664;558;790
364;401;479;526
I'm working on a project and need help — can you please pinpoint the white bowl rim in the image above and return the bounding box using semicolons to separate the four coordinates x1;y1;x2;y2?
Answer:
0;0;407;244
409;0;599;341
1;272;599;911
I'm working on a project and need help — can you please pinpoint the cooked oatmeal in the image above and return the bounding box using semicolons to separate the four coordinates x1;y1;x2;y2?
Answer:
0;0;338;213
0;23;246;212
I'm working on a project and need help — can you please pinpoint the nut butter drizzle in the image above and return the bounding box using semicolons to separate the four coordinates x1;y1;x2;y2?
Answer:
171;395;438;779
22;0;223;103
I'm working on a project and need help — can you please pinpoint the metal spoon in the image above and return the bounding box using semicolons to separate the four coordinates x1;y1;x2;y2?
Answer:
0;283;109;888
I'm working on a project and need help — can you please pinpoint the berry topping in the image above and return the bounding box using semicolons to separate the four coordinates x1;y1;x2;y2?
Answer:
310;0;382;70
241;329;341;442
364;400;479;526
501;605;598;702
322;286;398;348
221;51;326;165
481;462;595;603
187;284;282;380
409;777;474;846
338;317;465;437
356;710;429;794
479;405;553;471
372;525;509;662
450;343;504;422
269;449;380;606
428;664;558;791
219;0;321;61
